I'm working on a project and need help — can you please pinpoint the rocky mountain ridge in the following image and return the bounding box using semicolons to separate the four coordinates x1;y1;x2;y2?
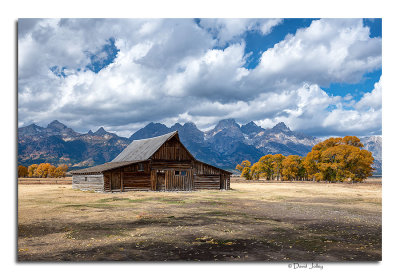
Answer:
360;135;382;175
18;120;382;174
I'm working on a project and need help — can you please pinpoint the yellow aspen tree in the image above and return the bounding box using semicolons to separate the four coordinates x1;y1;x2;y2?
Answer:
272;154;285;180
282;155;302;181
18;165;28;177
250;162;262;180
28;164;38;177
236;160;252;180
304;136;374;182
258;154;275;180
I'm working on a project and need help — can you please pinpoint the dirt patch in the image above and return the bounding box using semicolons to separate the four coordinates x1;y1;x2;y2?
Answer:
18;180;381;261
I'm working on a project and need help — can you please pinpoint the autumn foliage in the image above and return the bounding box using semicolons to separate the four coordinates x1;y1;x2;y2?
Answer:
18;165;28;177
250;154;287;181
236;160;252;180
19;163;68;178
282;155;306;181
304;136;373;182
236;136;374;183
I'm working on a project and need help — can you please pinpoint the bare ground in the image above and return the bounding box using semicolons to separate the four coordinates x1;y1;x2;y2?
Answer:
17;178;381;262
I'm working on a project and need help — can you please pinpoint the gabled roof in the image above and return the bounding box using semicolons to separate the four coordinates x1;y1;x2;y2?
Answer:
70;131;232;175
112;130;182;162
70;160;145;174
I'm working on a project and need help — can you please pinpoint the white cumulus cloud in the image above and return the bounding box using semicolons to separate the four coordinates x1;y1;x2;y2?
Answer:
18;18;382;137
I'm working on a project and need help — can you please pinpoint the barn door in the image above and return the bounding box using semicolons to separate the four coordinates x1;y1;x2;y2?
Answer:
156;172;165;191
111;172;121;191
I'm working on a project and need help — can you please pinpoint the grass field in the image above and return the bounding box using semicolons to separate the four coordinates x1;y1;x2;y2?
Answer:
17;178;381;261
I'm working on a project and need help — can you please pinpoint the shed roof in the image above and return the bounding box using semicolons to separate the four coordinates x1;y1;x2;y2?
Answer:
70;160;145;174
195;159;233;174
111;131;179;162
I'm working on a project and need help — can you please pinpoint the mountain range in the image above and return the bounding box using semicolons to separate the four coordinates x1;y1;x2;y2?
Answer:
17;119;382;174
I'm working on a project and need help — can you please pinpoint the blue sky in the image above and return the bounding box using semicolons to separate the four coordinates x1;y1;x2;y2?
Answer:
244;18;317;69
18;18;382;137
321;69;382;102
85;38;119;73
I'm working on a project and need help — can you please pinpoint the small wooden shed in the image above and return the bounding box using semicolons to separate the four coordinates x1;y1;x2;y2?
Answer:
71;131;231;192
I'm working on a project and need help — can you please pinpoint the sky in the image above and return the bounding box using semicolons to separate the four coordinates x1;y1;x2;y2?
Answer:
18;18;382;137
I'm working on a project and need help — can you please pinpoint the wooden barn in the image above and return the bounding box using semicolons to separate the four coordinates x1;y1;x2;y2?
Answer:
71;131;231;192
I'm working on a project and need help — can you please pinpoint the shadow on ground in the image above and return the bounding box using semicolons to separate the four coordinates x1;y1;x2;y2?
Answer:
18;215;381;261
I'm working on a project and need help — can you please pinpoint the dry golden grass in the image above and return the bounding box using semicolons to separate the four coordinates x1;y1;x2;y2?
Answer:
18;178;381;261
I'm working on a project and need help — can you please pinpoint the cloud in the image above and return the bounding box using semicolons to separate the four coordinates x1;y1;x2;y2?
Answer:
198;18;282;45
355;78;382;110
163;18;382;104
255;82;382;137
163;81;381;137
252;19;382;89
163;43;249;101
18;18;382;137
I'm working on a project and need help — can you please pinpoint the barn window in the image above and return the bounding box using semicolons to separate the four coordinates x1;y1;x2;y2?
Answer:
174;170;180;175
138;163;144;171
181;171;187;176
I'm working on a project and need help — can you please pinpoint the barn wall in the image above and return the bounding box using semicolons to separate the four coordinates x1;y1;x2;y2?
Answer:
193;161;231;190
194;174;220;190
194;161;221;175
165;169;194;191
151;162;192;169
220;174;230;190
150;170;157;191
104;173;111;191
122;162;151;173
72;174;104;191
150;160;193;191
151;137;193;161
122;161;151;191
103;162;152;192
123;172;151;190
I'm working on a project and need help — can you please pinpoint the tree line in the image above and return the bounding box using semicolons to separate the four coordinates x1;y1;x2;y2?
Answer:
18;163;68;178
236;136;374;183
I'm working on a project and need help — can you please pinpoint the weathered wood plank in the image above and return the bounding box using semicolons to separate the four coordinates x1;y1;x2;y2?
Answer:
151;137;193;161
194;174;220;189
163;169;193;191
72;174;104;191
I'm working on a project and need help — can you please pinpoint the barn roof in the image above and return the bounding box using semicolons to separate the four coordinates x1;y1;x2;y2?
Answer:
71;131;232;175
195;159;233;174
70;160;145;174
112;130;183;162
